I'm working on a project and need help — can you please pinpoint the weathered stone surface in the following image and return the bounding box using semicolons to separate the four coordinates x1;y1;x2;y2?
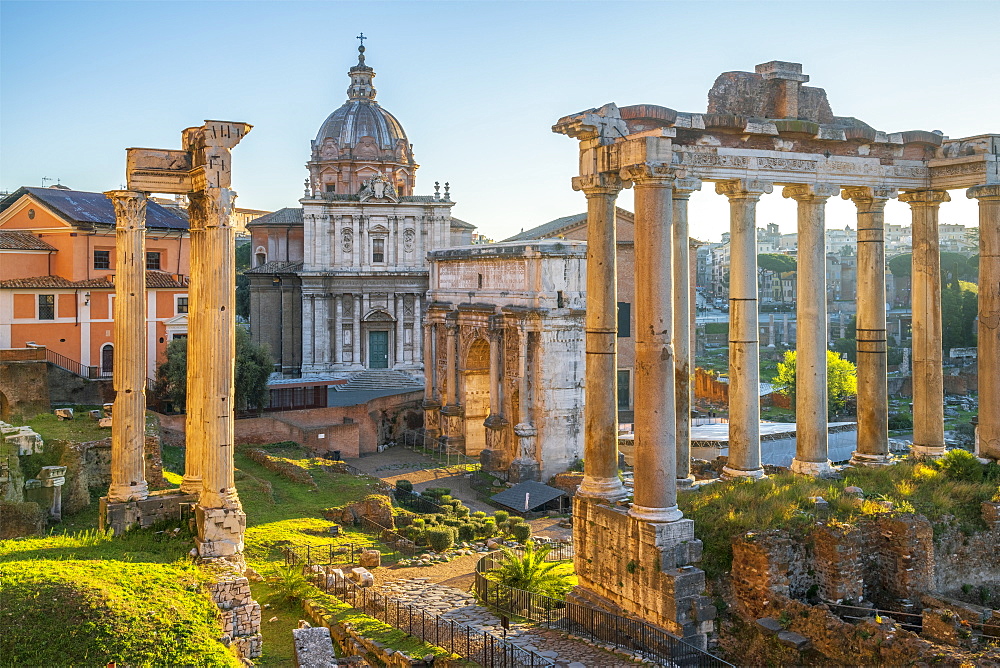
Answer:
357;549;381;569
776;630;812;650
324;494;394;528
756;617;783;634
293;626;337;667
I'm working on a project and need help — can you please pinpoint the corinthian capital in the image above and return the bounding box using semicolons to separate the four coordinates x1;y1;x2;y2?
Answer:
572;173;623;195
782;183;840;201
841;186;897;208
967;184;1000;201
898;190;951;207
189;188;238;230
104;190;147;230
715;179;773;200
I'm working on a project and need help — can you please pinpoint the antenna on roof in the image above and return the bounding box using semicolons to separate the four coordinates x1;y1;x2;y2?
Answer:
41;177;54;187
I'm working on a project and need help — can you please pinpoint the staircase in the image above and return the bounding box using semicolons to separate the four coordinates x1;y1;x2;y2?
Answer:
335;369;424;393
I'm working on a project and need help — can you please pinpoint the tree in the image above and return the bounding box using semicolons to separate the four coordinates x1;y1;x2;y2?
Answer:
942;281;978;351
757;254;796;304
488;541;574;598
155;326;272;412
235;242;252;319
773;349;858;414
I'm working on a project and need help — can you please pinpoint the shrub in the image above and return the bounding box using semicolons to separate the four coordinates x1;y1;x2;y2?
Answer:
487;541;574;599
471;511;487;519
412;518;426;529
423;488;450;500
395;479;413;493
440;495;454;504
493;510;510;524
510;523;531;543
477;519;497;539
935;448;1000;483
426;526;455;552
888;413;914;430
442;518;462;528
458;522;476;542
454;504;470;519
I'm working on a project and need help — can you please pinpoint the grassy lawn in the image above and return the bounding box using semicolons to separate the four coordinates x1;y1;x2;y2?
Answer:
26;409;110;443
250;581;302;666
680;453;1000;579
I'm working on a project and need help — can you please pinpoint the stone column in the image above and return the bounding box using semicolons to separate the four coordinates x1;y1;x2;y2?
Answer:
421;318;441;447
626;166;682;522
674;179;701;488
441;316;464;453
784;184;839;476
716;179;772;479
900;190;950;458
413;294;422;364
445;320;458;406
353;295;362;366
333;295;342;365
190;184;245;558
395;294;405;368
573;174;627;500
968;185;1000;460
105;190;149;503
182;211;205;495
844;186;895;465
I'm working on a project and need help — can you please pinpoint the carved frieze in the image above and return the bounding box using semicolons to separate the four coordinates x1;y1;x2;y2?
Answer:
341;227;353;253
403;228;416;253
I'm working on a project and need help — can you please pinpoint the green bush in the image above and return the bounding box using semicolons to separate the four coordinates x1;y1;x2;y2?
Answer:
423;488;451;500
395;479;414;493
440;495;454;504
471;511;487;519
458;522;477;542
888;413;913;430
442;517;462;528
454;504;470;519
425;526;455;552
412;518;426;529
477;519;497;539
935;449;1000;483
510;522;531;543
493;510;510;524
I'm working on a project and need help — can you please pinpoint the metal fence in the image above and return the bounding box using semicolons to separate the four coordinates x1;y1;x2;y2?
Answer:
475;553;732;668
43;347;108;379
283;543;361;567
831;602;1000;642
284;545;554;667
357;516;418;558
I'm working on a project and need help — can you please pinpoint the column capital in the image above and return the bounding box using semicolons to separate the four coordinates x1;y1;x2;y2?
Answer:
841;186;897;208
715;179;773;200
782;183;840;201
104;190;147;229
673;177;703;199
572;173;623;195
967;184;1000;200
620;163;676;185
898;190;951;207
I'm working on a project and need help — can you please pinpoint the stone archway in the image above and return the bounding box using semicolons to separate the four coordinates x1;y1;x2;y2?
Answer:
463;338;490;455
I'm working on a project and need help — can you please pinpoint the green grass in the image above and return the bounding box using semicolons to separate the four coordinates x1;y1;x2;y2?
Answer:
680;456;1000;579
0;557;238;667
26;409;111;444
250;580;302;666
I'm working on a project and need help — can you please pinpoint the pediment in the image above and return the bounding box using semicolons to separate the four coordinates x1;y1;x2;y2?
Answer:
364;309;396;322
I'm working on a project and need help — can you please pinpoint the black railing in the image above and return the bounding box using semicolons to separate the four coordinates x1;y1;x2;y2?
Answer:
283;543;360;567
43;348;108;379
357;516;417;558
831;602;1000;641
475;553;732;668
284;546;553;667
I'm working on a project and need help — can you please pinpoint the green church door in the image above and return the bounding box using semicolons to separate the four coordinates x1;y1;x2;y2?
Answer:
369;330;389;369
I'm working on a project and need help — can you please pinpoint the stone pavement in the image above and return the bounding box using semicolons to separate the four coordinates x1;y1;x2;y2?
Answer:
379;578;645;667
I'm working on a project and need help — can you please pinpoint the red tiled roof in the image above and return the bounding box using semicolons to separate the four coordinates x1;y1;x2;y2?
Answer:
0;231;57;251
0;271;187;289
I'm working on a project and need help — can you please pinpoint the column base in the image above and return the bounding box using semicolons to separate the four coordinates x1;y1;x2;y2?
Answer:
790;458;835;476
676;475;696;489
721;465;766;480
107;480;149;503
910;444;946;459
850;452;894;467
180;476;201;495
576;475;628;501
628;503;684;523
196;505;247;559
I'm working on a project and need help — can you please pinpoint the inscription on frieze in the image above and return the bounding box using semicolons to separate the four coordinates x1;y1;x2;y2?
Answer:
437;259;527;291
931;162;986;178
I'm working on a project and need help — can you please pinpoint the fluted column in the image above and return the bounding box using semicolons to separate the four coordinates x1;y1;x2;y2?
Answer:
106;190;149;503
353;295;362;366
395;294;405;368
900;190;950;458
181;212;205;495
625;165;681;522
784;184;839;476
845;186;896;465
673;178;701;488
574;174;627;501
333;295;342;365
716;179;772;479
968;185;1000;460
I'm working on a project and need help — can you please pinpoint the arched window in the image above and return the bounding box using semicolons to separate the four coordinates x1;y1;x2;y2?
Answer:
100;344;114;376
254;246;267;267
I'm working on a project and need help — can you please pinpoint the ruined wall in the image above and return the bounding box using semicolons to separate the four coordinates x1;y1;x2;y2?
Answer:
0;359;49;420
206;570;262;660
46;365;113;407
932;503;1000;595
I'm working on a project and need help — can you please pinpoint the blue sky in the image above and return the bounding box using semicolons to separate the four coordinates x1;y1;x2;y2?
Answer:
2;0;996;242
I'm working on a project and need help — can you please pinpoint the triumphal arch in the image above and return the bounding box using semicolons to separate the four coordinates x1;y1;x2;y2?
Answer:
556;60;997;647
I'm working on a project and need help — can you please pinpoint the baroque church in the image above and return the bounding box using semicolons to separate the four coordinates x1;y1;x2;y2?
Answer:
247;42;474;379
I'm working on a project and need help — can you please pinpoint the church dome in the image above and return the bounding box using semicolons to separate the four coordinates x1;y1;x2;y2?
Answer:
315;99;408;150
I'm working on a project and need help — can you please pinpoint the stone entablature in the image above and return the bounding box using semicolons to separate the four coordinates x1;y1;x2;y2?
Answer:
424;242;587;480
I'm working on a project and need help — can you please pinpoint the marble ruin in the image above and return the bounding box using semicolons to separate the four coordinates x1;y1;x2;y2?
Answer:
552;60;998;646
423;241;588;481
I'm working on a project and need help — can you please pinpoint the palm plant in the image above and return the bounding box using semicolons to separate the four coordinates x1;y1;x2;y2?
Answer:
488;540;573;598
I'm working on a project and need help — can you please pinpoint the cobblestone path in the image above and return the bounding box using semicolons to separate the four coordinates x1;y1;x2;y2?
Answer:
379;578;645;667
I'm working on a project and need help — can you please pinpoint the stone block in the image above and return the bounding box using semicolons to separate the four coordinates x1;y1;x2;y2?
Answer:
54;408;74;420
89;410;103;420
756;617;783;634
662;567;706;602
777;630;812;650
982;502;1000;528
196;506;247;557
358;549;381;568
349;567;374;587
691;595;717;623
98;417;112;429
293;626;336;668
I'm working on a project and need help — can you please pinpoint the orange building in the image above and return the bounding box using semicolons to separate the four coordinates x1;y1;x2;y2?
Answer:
0;186;191;380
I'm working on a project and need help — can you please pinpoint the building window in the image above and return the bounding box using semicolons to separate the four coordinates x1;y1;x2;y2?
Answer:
256;253;266;266
176;297;189;314
171;333;187;340
101;344;114;375
146;252;161;270
94;250;111;269
372;238;385;263
617;302;631;338
38;294;55;320
617;369;631;410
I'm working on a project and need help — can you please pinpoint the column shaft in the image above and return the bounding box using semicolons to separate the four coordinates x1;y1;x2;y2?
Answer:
968;185;1000;460
784;184;838;475
106;190;149;502
901;190;950;457
353;295;362;366
673;181;700;486
629;171;681;522
182;222;204;494
333;295;342;365
395;294;405;367
413;295;422;364
445;322;458;405
488;330;501;416
716;180;771;478
845;187;894;464
577;178;627;500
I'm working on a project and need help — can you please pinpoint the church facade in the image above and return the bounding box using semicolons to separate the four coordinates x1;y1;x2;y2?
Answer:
248;44;474;378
